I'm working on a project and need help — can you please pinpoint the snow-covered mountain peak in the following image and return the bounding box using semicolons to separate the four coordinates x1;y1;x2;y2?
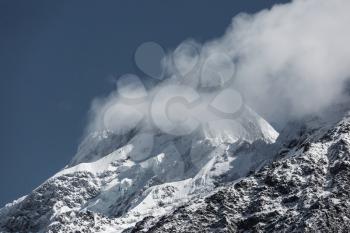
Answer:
0;105;280;232
53;106;278;230
71;105;278;166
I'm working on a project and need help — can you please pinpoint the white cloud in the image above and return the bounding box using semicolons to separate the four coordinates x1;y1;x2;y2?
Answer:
87;0;350;135
218;0;350;122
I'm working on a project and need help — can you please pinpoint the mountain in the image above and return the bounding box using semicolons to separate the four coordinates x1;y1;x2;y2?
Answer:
1;103;350;233
130;104;350;232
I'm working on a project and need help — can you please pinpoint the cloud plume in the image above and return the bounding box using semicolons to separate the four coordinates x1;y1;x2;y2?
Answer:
86;0;350;135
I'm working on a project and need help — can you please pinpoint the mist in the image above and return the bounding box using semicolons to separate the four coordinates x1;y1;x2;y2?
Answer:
86;0;350;136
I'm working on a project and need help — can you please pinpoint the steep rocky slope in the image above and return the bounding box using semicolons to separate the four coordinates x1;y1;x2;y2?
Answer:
129;106;350;233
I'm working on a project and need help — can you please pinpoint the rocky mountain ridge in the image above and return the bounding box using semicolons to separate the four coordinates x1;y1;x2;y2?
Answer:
1;105;349;233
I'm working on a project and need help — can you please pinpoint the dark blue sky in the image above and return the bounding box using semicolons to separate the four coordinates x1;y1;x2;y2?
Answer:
0;0;289;206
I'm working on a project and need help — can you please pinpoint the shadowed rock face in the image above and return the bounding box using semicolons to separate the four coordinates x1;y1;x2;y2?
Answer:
1;108;350;233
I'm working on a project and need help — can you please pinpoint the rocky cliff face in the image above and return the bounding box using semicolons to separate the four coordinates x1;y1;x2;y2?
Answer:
1;105;350;233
